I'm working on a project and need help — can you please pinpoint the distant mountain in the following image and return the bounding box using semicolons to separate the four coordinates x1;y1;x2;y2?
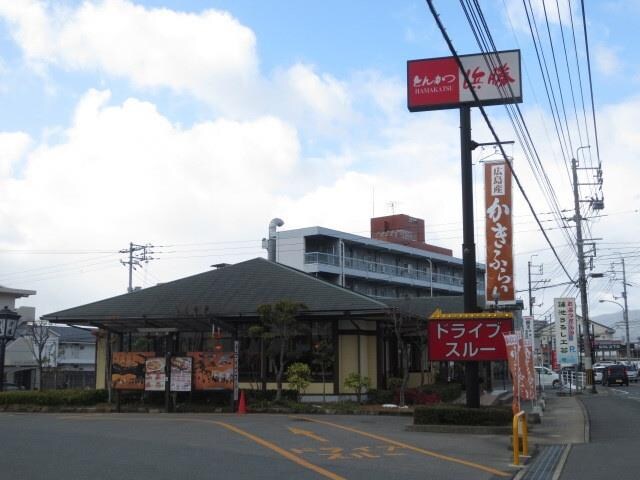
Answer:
592;309;640;343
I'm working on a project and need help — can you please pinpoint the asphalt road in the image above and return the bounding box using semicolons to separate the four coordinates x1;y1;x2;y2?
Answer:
0;412;518;480
560;382;640;480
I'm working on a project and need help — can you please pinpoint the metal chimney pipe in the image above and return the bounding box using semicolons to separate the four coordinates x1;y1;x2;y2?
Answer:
266;218;284;262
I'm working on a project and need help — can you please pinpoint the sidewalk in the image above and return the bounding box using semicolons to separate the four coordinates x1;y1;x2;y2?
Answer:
514;391;590;480
527;393;589;445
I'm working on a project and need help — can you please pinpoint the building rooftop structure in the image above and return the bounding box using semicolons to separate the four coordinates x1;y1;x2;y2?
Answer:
275;214;485;299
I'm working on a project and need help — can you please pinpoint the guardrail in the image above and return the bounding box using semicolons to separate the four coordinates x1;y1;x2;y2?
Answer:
561;371;587;392
512;410;529;466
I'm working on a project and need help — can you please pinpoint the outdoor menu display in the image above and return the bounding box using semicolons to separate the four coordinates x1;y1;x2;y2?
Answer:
112;351;234;392
170;356;192;392
112;352;154;390
189;351;234;390
144;357;166;391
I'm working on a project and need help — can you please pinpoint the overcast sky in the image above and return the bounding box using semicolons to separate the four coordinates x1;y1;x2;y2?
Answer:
0;0;637;333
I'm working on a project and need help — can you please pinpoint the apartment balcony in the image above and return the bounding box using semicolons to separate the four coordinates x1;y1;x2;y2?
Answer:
303;252;483;292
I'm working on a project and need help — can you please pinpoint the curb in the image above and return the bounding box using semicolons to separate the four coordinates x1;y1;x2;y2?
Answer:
575;395;590;443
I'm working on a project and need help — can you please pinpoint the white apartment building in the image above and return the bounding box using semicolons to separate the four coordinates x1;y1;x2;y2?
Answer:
275;214;485;299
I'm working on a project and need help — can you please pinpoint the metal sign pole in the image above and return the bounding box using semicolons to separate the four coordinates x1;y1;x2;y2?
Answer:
460;106;480;408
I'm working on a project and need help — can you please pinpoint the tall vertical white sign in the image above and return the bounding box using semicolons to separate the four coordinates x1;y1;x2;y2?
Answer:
554;298;578;366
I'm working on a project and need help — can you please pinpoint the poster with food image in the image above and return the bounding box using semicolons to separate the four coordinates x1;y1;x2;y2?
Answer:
189;352;234;391
145;357;166;391
111;352;154;390
170;356;192;392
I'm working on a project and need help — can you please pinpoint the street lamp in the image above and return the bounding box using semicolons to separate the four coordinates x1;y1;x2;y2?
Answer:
599;299;629;360
0;306;21;392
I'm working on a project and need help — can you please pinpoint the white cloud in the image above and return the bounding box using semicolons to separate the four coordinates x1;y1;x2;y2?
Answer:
0;131;31;178
0;0;259;113
1;89;300;252
594;44;621;76
502;0;574;33
0;1;360;129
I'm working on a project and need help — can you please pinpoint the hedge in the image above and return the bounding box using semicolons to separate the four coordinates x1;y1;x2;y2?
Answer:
0;389;108;406
393;389;439;406
418;383;463;403
414;404;512;426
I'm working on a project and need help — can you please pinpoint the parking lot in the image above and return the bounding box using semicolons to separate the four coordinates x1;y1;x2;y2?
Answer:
0;412;517;480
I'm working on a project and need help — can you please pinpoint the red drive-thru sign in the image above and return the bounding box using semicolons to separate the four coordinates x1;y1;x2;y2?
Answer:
428;309;513;361
407;50;521;112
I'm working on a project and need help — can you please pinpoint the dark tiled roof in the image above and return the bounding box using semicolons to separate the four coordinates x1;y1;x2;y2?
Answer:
42;258;389;323
49;326;96;343
384;295;486;318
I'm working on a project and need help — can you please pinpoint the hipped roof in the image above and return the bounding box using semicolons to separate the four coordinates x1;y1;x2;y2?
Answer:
41;258;391;332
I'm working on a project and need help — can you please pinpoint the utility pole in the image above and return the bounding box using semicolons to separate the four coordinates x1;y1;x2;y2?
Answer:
608;258;631;359
528;259;534;317
120;242;154;293
621;258;630;360
571;152;597;393
527;256;546;318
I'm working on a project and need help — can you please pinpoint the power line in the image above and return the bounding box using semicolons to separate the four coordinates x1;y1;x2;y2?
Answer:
429;0;574;283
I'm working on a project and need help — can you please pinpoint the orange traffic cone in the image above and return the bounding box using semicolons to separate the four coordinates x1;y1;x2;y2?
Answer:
237;390;247;415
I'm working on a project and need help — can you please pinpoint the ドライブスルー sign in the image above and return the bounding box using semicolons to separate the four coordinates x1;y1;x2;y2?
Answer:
407;50;521;112
428;309;513;361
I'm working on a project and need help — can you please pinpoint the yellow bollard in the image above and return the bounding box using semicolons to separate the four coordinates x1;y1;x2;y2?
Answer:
512;411;528;465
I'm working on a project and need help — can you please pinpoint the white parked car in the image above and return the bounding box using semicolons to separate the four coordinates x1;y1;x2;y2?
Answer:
534;366;561;388
594;366;605;384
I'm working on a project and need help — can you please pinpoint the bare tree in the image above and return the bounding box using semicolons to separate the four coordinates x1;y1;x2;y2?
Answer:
390;309;411;407
24;320;53;390
312;339;334;403
410;316;429;387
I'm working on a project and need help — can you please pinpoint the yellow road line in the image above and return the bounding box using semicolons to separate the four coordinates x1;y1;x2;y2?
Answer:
292;416;510;478
288;426;329;443
213;421;346;480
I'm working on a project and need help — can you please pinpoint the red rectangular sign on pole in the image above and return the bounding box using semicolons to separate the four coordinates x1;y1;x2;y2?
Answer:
485;160;515;306
407;50;522;112
428;317;513;361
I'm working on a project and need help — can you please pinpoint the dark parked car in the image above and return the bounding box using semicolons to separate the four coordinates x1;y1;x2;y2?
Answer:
2;383;22;391
602;364;629;386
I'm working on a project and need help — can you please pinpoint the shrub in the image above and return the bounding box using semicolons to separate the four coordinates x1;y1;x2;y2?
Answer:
386;377;404;390
418;383;463;403
0;389;108;406
344;373;371;403
286;362;312;400
414;404;512;426
245;389;297;403
393;388;439;405
367;389;393;404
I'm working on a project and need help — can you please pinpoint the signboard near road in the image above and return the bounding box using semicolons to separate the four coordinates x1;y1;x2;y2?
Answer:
407;50;522;112
428;309;513;361
485;160;515;306
554;298;578;366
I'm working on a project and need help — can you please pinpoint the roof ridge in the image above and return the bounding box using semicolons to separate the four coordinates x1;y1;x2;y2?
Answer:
261;258;390;308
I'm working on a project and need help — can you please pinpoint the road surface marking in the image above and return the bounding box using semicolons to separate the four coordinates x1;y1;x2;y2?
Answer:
288;426;329;443
292;416;510;478
213;421;346;480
